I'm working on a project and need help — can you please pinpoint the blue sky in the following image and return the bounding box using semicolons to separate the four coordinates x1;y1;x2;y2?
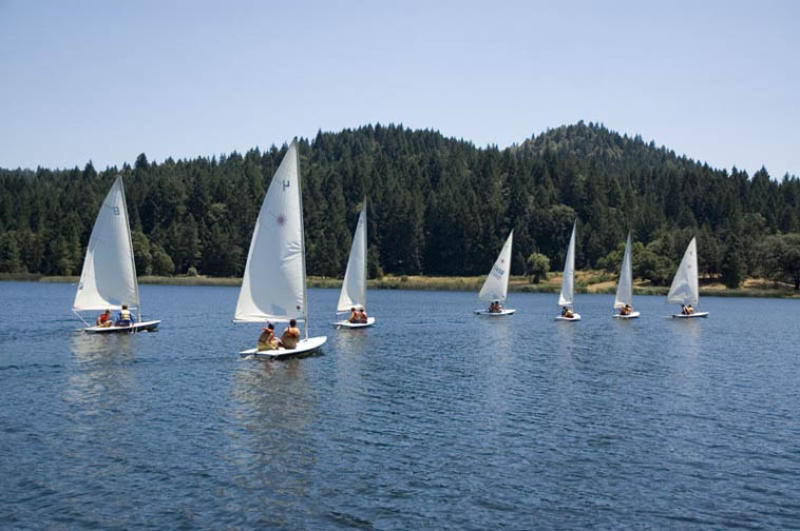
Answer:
1;0;798;177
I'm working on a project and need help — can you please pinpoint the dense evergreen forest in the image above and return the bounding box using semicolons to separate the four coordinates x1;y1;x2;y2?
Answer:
1;122;799;289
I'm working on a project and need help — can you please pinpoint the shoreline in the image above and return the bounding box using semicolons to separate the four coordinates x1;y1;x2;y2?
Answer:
1;273;797;298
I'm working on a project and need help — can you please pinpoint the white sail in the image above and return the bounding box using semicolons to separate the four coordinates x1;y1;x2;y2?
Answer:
337;199;368;312
558;221;577;307
73;176;139;313
614;232;634;309
478;230;513;302
667;237;699;305
235;142;307;323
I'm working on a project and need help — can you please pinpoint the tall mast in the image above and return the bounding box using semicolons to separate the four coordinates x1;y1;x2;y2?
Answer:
295;141;309;339
363;197;368;310
119;176;141;322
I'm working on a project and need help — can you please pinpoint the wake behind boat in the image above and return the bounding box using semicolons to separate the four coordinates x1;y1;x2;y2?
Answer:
234;141;327;358
474;230;515;317
333;198;375;329
73;176;160;334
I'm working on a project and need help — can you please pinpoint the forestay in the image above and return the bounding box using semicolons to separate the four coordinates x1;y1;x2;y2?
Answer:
558;221;577;307
337;199;368;312
235;142;307;323
73;176;139;313
478;230;513;302
614;232;634;309
667;237;699;305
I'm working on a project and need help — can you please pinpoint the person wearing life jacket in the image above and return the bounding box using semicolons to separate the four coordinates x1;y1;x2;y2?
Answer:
348;307;360;323
686;304;695;315
279;319;301;349
96;309;113;327
561;306;574;319
257;323;279;351
620;304;632;316
115;304;134;327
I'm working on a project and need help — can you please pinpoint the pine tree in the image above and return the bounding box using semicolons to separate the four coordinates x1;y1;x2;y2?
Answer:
721;234;745;288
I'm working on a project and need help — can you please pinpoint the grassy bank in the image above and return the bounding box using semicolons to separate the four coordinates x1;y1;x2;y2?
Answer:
1;272;797;298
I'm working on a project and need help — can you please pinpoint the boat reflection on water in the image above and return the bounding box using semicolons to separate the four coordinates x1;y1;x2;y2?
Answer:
668;317;702;395
474;315;516;429
330;326;373;418
227;359;317;520
478;315;514;354
66;332;135;409
62;332;138;490
554;315;580;358
331;326;369;352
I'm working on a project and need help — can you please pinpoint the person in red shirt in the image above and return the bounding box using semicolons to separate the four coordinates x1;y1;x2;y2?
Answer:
95;309;113;328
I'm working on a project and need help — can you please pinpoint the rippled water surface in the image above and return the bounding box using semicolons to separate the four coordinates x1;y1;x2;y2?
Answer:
1;281;799;529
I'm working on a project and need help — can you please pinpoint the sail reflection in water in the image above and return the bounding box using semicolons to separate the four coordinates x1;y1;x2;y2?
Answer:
227;361;317;522
66;333;136;410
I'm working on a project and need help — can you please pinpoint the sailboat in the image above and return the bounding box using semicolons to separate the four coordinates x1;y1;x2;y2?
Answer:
613;232;640;319
73;176;161;333
474;230;516;316
333;199;376;328
667;236;709;318
555;220;581;321
235;141;327;357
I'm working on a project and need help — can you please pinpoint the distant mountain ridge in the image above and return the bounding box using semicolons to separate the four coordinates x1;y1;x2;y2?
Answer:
0;122;798;289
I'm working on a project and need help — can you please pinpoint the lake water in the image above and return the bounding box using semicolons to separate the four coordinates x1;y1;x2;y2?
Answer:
1;281;799;529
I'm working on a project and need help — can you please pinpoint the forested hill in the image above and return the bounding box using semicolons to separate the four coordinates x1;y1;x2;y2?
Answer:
1;122;799;288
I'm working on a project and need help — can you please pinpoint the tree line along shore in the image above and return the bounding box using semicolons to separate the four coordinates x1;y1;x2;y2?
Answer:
1;272;796;298
1;122;799;292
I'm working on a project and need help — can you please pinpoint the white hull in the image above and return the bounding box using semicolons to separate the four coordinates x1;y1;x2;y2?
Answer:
240;336;327;359
474;309;516;316
613;312;641;319
671;312;709;319
84;320;161;334
555;313;581;321
333;317;376;328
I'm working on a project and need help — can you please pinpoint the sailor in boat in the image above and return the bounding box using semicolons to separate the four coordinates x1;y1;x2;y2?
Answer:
95;309;113;328
348;307;367;324
680;304;695;315
279;319;301;349
257;323;279;351
488;300;503;313
619;304;632;316
115;304;134;327
561;306;575;319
